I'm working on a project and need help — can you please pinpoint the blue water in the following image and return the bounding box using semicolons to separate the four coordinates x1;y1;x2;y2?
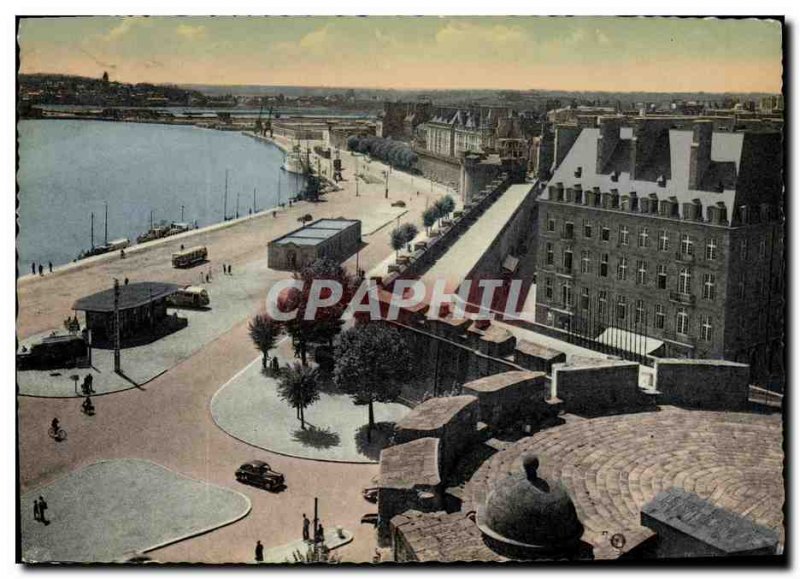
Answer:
17;120;305;268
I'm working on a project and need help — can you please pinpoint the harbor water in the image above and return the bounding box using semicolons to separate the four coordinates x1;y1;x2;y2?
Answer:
17;119;305;268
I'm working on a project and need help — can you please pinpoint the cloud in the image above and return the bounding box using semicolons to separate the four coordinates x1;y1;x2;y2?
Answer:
176;23;206;40
102;18;139;42
79;47;117;70
435;21;528;50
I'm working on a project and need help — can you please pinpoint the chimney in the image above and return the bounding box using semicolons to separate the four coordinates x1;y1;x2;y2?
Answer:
596;116;622;173
689;120;713;190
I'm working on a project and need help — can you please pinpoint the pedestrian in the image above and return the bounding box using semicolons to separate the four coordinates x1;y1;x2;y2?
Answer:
205;273;210;284
48;261;53;273
31;262;36;276
38;264;43;276
120;249;125;259
38;496;49;525
302;514;310;542
316;523;325;544
180;244;184;251
273;210;277;218
254;540;264;563
228;264;233;275
124;277;129;286
33;499;40;522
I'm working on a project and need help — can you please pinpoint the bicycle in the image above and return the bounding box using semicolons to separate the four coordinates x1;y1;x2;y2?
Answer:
48;426;67;441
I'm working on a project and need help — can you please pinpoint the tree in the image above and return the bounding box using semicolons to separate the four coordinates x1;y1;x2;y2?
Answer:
284;258;355;365
390;227;405;258
277;362;320;430
400;223;419;244
249;314;283;369
440;194;456;217
334;323;413;441
422;207;437;235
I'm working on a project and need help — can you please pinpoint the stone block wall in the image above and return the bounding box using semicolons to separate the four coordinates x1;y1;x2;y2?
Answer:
552;360;644;415
462;371;548;428
654;359;750;410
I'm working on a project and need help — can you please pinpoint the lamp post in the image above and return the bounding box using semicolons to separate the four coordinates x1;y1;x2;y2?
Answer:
181;204;185;222
384;169;389;199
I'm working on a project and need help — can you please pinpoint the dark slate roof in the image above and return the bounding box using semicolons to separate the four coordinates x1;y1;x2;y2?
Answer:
544;127;748;218
270;218;360;248
72;282;180;313
641;488;780;554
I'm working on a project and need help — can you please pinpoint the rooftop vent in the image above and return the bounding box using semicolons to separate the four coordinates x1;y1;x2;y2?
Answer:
574;166;582;178
610;171;619;183
657;175;667;187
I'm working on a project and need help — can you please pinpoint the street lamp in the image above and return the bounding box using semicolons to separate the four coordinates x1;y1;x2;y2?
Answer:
384;170;389;199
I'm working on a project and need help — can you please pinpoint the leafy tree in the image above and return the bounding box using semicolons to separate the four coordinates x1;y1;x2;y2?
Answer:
249;314;283;369
422;207;437;235
440;194;456;217
333;323;413;440
284;258;355;365
277;362;320;430
390;227;405;258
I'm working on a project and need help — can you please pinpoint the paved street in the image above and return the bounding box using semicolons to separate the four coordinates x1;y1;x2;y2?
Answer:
20;459;251;562
17;143;454;563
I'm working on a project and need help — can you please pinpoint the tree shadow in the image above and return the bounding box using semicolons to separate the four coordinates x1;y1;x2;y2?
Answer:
354;422;396;461
292;425;341;449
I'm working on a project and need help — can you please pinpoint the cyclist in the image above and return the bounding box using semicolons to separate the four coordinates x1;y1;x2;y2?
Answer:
82;397;95;415
51;417;59;433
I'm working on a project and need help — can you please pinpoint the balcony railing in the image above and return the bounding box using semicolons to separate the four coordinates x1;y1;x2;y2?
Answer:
557;265;574;277
669;291;696;306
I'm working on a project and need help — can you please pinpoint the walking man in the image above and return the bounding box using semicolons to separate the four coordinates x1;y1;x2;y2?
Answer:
302;514;310;542
254;540;264;563
31;262;36;276
316;523;325;545
38;496;49;525
48;261;53;273
38;264;43;276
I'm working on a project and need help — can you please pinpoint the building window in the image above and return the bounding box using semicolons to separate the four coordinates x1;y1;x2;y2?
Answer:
564;222;574;239
759;239;766;259
678;267;692;295
584;221;592;238
636;260;647;285
738;279;745;299
619;225;629;246
544;277;553;300
545;242;554;266
680;234;694;256
633;300;645;325
598;290;608;316
617;256;628;281
658;230;670;251
581;250;591;274
547;217;556;232
581;287;590;311
740;239;748;260
563;248;573;270
676;307;689;336
702;273;716;301
600;253;609;277
655;304;665;329
562;282;573;307
638;227;650;248
657;265;668;290
601;227;610;242
705;239;717;261
701;315;712;342
616;296;627;320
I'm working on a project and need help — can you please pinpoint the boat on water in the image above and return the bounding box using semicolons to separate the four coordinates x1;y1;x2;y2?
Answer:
77;203;130;260
282;144;306;175
137;221;192;244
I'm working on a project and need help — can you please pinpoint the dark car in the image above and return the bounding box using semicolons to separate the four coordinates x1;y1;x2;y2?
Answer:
391;200;406;208
235;460;285;491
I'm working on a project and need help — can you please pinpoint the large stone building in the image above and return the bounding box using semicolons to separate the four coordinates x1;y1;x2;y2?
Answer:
534;117;784;380
424;108;505;158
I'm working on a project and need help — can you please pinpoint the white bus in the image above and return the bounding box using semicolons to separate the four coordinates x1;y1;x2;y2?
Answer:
171;245;208;268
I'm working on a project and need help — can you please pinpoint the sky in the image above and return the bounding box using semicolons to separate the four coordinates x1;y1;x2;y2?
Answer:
18;16;783;93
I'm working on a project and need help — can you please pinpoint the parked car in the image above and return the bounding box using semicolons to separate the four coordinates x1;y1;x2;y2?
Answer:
391;200;406;208
235;460;285;491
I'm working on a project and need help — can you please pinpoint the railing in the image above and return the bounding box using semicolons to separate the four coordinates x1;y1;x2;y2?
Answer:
669;291;696;306
556;265;574;277
675;251;695;263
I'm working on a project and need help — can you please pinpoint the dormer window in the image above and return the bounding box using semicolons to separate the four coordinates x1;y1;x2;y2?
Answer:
574;166;582;178
611;171;619;183
657;175;667;187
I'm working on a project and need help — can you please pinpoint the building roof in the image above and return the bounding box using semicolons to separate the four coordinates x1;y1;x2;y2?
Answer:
72;282;180;313
542;125;781;220
642;488;780;554
395;395;477;432
515;339;564;361
379;438;440;490
463;370;544;394
270;218;360;247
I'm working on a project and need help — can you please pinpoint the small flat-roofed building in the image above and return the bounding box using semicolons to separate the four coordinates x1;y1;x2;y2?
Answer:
378;438;442;538
462;370;547;427
641;488;780;558
514;339;567;374
395;395;478;471
72;282;181;345
267;218;361;271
